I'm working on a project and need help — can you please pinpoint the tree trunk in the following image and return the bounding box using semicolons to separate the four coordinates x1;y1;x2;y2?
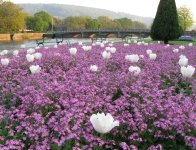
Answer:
164;39;168;44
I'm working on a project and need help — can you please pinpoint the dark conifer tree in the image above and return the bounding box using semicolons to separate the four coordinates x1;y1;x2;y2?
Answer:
151;0;181;44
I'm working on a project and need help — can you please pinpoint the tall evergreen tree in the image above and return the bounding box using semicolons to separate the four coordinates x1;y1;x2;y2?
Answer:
151;0;181;44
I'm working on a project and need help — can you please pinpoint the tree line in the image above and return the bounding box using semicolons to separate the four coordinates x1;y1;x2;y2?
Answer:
0;0;194;34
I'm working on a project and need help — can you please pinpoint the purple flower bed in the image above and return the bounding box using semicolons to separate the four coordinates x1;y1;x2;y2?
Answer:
0;43;195;150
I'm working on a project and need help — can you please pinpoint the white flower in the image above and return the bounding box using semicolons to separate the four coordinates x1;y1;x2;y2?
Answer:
30;65;41;74
188;43;193;47
179;56;188;67
1;58;9;66
105;47;116;53
137;42;142;45
96;41;101;46
181;65;195;78
45;47;49;49
82;46;92;51
78;41;83;45
158;41;161;44
133;40;137;43
124;43;129;47
92;43;96;46
146;49;152;55
0;50;8;56
27;48;35;54
21;44;26;49
54;45;58;48
110;47;116;53
100;43;105;48
149;53;157;60
90;65;98;72
102;51;111;59
26;54;35;62
173;49;179;53
33;52;42;60
90;112;119;134
109;43;113;47
128;66;141;76
103;40;108;44
179;55;186;59
125;54;139;63
179;45;185;50
13;50;19;56
69;48;77;55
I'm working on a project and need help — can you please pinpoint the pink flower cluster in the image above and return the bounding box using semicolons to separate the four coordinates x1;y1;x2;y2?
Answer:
0;42;195;149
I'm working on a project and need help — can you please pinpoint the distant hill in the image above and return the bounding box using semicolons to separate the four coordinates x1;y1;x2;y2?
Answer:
18;4;153;27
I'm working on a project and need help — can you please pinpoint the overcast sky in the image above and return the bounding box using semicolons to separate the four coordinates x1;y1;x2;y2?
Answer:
11;0;196;20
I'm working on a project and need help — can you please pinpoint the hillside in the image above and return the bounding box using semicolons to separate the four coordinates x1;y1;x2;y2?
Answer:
18;4;153;27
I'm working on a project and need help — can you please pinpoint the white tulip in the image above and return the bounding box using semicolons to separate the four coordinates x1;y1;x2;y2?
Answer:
173;49;179;53
27;48;35;54
133;40;137;44
158;41;161;44
149;53;157;60
102;51;111;59
96;41;101;46
137;42;142;45
100;43;105;47
124;43;129;47
90;65;98;72
179;55;186;59
110;47;116;53
146;49;152;55
92;43;96;46
179;56;188;67
181;65;195;78
13;50;19;56
30;65;41;74
106;47;116;53
105;47;111;51
78;41;83;45
125;54;139;63
188;43;193;47
69;48;77;55
0;50;8;56
90;112;119;134
82;46;92;51
26;54;34;62
1;58;9;66
109;43;113;47
33;52;42;60
54;45;58;48
128;66;141;76
45;47;49;49
125;55;130;61
179;45;185;50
